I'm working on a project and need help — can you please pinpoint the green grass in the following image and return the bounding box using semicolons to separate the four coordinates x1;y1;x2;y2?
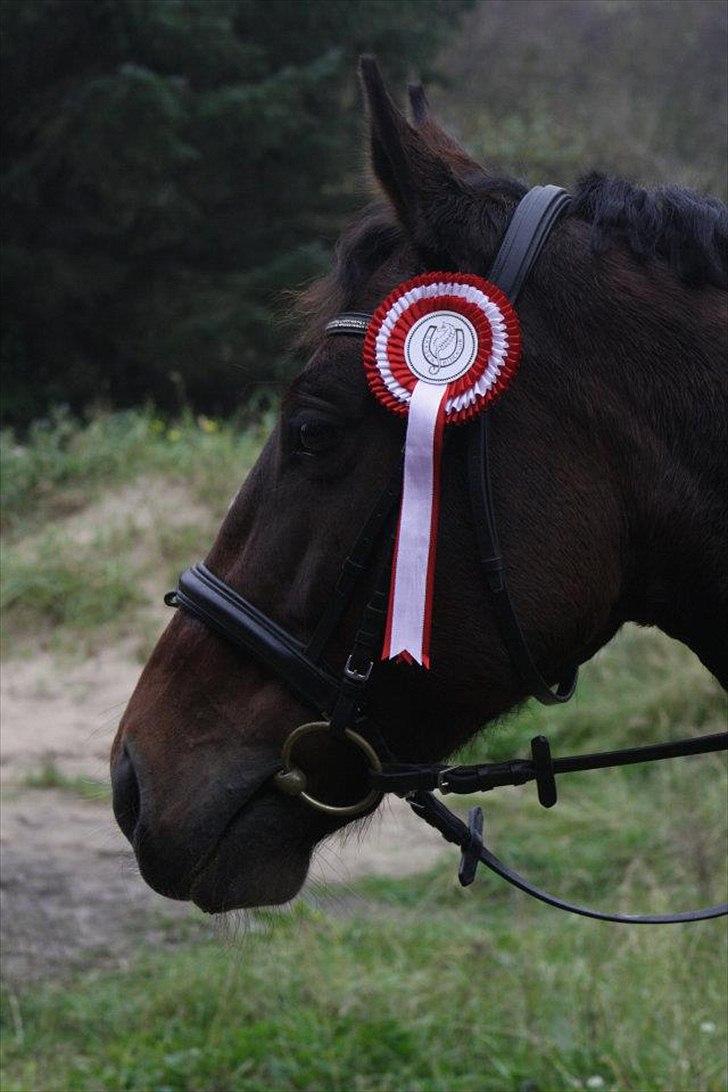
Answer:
0;409;263;652
2;895;726;1092
21;758;110;802
0;406;266;539
1;527;143;632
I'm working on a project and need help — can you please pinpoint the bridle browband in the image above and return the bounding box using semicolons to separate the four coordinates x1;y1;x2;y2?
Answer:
166;185;728;924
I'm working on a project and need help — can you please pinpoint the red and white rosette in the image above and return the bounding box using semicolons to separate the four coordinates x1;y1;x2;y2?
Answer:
363;272;521;668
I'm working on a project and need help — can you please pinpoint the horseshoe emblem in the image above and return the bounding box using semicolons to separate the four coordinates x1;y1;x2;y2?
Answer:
421;322;466;374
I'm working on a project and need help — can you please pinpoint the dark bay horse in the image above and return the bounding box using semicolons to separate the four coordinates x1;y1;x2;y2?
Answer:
112;60;727;912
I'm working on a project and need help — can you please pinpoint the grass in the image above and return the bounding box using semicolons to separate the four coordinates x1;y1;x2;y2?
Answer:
1;893;726;1091
1;527;143;634
21;757;110;802
2;628;726;1092
1;406;268;539
0;409;263;654
1;409;726;1091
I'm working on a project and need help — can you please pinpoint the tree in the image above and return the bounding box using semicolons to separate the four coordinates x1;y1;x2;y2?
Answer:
1;0;471;424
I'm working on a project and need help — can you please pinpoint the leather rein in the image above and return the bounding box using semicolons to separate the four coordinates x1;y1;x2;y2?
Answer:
166;185;728;924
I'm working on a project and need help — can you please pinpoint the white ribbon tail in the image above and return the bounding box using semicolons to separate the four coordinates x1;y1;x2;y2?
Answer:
382;381;447;668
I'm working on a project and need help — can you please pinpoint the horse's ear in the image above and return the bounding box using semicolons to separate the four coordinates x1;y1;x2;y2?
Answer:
407;82;429;125
359;56;465;244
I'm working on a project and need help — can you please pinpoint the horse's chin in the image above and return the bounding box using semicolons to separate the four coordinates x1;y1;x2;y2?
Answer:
187;792;313;913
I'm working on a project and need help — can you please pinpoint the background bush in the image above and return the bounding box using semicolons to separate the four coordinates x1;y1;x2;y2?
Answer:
438;0;727;191
0;0;469;424
2;0;725;428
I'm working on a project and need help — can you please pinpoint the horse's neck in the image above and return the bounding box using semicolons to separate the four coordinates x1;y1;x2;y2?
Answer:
617;311;727;686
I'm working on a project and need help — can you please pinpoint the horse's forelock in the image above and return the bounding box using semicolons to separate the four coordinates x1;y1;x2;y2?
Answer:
293;205;405;352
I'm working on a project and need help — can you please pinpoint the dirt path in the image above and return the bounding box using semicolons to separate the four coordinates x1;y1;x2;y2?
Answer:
1;646;446;981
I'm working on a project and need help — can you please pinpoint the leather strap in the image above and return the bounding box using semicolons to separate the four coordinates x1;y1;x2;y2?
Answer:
371;731;728;796
324;312;372;337
329;525;397;735
169;565;340;716
488;184;572;299
305;459;402;660
468;413;578;703
408;790;728;924
468;184;578;704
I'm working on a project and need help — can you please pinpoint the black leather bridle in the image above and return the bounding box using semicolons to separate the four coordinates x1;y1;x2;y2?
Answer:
166;185;728;924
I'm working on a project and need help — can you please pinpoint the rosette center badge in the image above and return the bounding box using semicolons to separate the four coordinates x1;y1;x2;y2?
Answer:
404;313;478;383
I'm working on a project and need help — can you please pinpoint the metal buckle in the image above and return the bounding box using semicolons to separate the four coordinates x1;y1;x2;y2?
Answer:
274;721;383;817
437;766;459;795
344;655;373;682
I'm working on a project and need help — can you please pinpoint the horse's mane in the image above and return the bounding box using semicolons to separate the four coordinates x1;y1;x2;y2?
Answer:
296;172;728;344
571;172;728;289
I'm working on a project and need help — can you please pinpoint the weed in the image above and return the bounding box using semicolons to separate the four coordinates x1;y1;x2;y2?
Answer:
20;758;109;802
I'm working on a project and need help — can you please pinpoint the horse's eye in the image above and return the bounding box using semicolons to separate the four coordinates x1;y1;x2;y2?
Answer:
290;413;340;456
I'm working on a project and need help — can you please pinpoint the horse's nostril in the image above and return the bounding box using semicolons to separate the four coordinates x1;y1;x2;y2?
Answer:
112;743;141;843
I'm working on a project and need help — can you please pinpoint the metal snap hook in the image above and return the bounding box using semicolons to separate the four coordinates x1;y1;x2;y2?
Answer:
274;721;383;818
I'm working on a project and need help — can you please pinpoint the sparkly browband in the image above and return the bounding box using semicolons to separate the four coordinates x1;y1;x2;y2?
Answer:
324;312;372;336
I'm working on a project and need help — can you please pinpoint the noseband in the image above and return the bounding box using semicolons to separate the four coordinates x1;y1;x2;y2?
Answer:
166;185;727;924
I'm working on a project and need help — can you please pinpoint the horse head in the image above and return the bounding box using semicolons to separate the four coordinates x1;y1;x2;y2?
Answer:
111;59;727;912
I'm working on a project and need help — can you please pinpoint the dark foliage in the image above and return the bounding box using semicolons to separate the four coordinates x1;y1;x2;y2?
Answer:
3;0;725;427
1;0;470;424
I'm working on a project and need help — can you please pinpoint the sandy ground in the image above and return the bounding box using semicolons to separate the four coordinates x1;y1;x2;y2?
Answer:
1;645;447;981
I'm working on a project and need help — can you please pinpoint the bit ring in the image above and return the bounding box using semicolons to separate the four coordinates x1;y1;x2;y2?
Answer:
275;721;383;817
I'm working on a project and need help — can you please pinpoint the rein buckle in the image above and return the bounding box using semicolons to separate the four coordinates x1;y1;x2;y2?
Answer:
437;766;459;794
